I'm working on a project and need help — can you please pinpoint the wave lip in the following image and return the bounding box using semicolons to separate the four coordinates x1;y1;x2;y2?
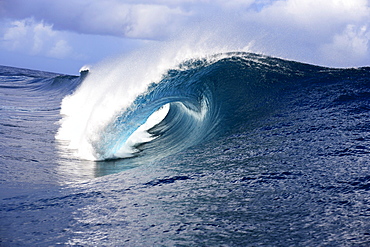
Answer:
56;53;225;161
91;60;220;161
59;52;360;162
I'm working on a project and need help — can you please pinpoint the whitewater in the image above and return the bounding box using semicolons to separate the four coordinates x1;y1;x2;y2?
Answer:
1;49;370;246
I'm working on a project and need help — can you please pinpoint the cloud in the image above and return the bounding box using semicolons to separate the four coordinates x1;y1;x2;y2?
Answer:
239;0;370;66
48;39;72;59
1;0;190;39
2;0;369;41
1;18;73;59
321;24;370;65
258;0;369;27
0;0;370;72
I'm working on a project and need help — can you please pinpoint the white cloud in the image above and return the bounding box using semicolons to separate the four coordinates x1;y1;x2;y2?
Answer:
260;0;369;26
321;24;370;66
48;40;72;59
259;0;370;43
1;0;191;39
240;0;370;66
1;19;26;51
1;18;73;59
120;4;187;38
1;0;370;71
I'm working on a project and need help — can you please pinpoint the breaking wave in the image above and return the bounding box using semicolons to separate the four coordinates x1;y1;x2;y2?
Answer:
56;51;370;162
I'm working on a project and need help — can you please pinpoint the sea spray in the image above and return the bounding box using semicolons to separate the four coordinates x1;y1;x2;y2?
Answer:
56;40;243;160
57;48;172;160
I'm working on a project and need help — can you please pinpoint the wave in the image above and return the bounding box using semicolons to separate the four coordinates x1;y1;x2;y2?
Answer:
56;52;370;162
0;65;82;94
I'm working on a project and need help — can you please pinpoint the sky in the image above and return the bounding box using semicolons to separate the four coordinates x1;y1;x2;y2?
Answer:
0;0;369;74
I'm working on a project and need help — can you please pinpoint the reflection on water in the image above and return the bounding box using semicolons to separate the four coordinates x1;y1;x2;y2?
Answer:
94;159;142;177
56;140;143;184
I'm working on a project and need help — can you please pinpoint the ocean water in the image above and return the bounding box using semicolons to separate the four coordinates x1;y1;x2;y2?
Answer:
1;52;370;246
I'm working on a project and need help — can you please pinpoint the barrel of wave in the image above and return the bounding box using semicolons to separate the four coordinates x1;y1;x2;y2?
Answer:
56;43;219;161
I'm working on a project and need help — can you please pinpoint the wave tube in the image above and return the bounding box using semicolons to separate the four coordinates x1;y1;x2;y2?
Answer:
56;45;226;161
57;51;331;162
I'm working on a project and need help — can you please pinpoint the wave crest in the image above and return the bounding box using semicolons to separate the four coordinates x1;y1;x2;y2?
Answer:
57;52;328;161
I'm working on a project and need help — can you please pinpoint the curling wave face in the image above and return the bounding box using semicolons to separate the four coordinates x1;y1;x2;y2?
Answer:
57;53;222;161
56;52;369;162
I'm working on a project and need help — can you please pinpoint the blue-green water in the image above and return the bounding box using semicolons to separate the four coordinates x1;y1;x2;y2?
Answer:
1;53;370;246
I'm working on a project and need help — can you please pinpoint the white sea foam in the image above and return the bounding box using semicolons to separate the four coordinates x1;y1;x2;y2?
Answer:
56;37;238;160
56;49;169;160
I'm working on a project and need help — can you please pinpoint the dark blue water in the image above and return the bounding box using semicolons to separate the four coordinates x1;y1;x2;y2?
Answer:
1;53;370;246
